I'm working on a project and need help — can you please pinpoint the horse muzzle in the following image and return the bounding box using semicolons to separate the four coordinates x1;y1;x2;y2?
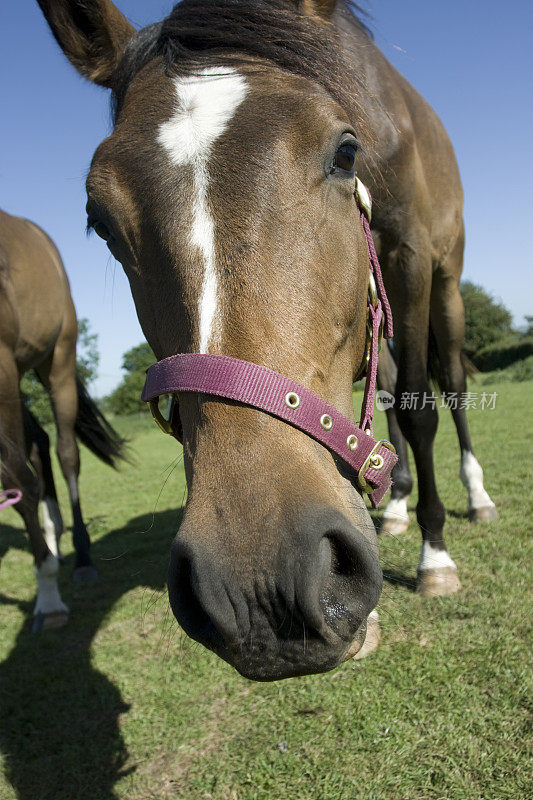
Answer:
167;507;382;680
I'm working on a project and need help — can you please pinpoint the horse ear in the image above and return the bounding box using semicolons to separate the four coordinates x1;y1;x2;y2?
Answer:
300;0;338;22
36;0;136;88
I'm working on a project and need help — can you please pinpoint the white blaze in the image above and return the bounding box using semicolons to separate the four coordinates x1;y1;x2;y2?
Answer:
158;67;248;352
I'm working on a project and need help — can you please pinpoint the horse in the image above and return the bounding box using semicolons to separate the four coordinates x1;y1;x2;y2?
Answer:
378;338;498;552
35;0;497;679
0;208;124;631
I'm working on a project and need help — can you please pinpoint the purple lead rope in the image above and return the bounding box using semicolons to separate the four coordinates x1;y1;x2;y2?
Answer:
0;489;22;511
361;212;393;339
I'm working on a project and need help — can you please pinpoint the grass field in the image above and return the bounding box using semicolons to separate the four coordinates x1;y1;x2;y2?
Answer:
0;379;531;800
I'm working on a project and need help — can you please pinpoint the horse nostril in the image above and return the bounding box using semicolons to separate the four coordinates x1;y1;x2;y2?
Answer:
169;538;243;648
328;532;368;578
168;551;216;644
319;526;382;638
327;526;379;582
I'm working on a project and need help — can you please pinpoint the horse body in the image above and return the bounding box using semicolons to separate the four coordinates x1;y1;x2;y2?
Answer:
344;24;498;549
1;211;72;371
331;9;496;582
0;207;123;630
35;0;496;678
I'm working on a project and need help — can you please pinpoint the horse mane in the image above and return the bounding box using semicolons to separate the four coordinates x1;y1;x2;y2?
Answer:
112;0;373;132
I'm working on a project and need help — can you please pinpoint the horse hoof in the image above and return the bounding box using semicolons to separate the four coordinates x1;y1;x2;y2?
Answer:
32;610;69;633
380;517;409;537
345;611;381;661
417;567;462;597
469;505;498;523
353;614;381;660
72;565;98;582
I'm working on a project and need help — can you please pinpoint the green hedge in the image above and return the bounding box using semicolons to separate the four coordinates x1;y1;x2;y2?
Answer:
472;337;533;371
479;355;533;385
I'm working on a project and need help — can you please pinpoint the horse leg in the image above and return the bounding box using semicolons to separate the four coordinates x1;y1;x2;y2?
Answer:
0;352;68;629
377;343;412;535
39;336;97;582
388;246;461;597
23;403;65;558
430;264;498;523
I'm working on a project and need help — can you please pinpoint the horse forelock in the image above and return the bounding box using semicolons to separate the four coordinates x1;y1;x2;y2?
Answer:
111;0;373;139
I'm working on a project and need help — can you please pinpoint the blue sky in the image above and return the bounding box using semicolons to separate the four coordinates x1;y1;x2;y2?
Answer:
1;1;531;396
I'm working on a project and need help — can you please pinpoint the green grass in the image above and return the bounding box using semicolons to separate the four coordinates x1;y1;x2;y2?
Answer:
0;381;531;800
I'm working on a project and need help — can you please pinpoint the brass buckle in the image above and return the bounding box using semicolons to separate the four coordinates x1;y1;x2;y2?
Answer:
363;272;382;368
358;439;396;495
149;394;177;435
355;177;372;222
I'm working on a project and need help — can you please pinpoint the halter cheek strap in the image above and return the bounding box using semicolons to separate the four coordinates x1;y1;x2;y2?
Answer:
141;178;397;507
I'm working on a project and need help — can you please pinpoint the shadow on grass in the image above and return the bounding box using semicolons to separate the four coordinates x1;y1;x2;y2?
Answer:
0;523;26;561
0;507;183;800
382;569;417;592
447;509;470;520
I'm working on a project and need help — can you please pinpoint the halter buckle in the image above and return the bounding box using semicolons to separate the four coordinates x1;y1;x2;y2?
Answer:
357;439;396;495
362;272;383;370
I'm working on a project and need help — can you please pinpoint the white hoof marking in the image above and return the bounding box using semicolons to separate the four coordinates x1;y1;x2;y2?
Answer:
34;554;69;617
40;497;63;559
382;497;409;524
418;541;457;572
460;450;496;512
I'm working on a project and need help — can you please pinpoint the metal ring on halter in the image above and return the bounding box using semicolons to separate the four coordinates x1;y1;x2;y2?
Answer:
368;272;378;310
355;177;372;223
363;272;383;369
357;439;396;495
149;395;177;435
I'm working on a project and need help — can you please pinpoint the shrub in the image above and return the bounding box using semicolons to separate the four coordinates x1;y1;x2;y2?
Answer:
472;337;533;372
460;281;513;358
105;343;155;415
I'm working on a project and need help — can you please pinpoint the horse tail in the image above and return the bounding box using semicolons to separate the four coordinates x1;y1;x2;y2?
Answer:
75;377;126;468
427;325;478;393
460;351;478;379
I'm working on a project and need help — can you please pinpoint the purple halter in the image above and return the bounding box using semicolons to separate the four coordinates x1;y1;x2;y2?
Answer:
141;179;397;507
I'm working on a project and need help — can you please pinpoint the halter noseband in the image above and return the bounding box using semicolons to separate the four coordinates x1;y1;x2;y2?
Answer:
141;178;397;507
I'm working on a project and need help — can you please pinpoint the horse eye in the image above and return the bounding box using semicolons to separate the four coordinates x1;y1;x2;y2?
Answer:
92;221;112;242
331;142;357;175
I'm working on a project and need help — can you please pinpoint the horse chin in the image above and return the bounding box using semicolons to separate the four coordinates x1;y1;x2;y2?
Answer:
218;647;346;682
206;623;368;681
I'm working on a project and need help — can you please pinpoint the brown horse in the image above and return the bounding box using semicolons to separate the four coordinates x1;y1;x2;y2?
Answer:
36;0;496;679
0;208;124;630
378;338;498;552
